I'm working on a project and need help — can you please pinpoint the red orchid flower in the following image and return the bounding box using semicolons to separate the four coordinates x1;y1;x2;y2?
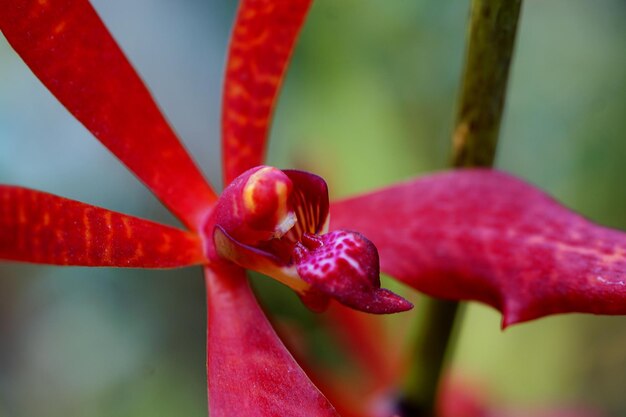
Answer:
2;1;626;416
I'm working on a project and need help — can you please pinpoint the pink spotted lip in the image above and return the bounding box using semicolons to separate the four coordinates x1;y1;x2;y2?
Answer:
208;165;412;314
294;231;413;314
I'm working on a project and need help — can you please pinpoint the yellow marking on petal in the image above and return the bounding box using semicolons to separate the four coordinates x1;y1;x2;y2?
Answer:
53;21;66;35
243;166;273;213
242;8;256;20
102;211;113;263
225;110;250;125
228;55;244;71
227;82;252;100
83;208;92;258
17;202;26;224
274;181;287;219
127;241;144;264
159;233;172;254
121;216;133;239
320;214;330;235
54;229;68;264
272;181;296;236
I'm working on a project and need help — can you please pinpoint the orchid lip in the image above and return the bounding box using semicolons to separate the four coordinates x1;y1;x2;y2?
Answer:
293;230;413;314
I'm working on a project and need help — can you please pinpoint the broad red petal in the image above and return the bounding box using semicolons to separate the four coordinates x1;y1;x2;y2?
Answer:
0;0;217;229
0;185;205;267
204;263;340;417
222;0;313;185
330;169;626;326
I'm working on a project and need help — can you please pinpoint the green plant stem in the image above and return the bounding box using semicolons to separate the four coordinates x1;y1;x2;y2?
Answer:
452;0;522;168
398;1;522;416
398;299;463;417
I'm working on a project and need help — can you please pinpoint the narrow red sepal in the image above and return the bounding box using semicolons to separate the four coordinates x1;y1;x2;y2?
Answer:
222;0;313;184
0;185;206;267
330;169;626;326
0;0;217;229
204;263;340;417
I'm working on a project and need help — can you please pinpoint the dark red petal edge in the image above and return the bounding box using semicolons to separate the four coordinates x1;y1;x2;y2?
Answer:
0;185;206;267
0;0;217;229
330;169;626;327
222;0;313;185
204;263;340;417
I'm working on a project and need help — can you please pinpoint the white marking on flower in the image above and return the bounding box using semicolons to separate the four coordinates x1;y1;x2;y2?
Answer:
596;276;625;286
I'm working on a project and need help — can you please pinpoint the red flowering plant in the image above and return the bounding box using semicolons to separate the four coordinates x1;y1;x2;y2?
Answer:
1;0;625;416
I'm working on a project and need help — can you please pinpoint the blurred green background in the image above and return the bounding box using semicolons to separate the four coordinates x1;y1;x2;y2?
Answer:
1;0;625;416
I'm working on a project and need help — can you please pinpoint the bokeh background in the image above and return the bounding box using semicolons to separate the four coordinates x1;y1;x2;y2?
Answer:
1;0;625;416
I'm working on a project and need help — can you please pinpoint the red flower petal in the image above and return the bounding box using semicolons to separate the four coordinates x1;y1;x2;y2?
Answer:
0;185;206;267
204;263;340;417
0;0;217;229
330;169;626;326
222;0;313;185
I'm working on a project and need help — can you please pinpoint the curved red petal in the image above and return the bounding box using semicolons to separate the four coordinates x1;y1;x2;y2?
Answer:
0;185;206;267
330;169;626;326
204;263;340;417
222;0;313;185
0;0;217;229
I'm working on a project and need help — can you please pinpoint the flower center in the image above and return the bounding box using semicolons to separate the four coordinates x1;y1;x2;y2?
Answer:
208;165;412;314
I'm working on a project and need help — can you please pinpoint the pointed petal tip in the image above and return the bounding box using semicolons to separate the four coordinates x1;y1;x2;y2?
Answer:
500;317;512;331
354;288;414;315
501;301;524;329
334;288;413;315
